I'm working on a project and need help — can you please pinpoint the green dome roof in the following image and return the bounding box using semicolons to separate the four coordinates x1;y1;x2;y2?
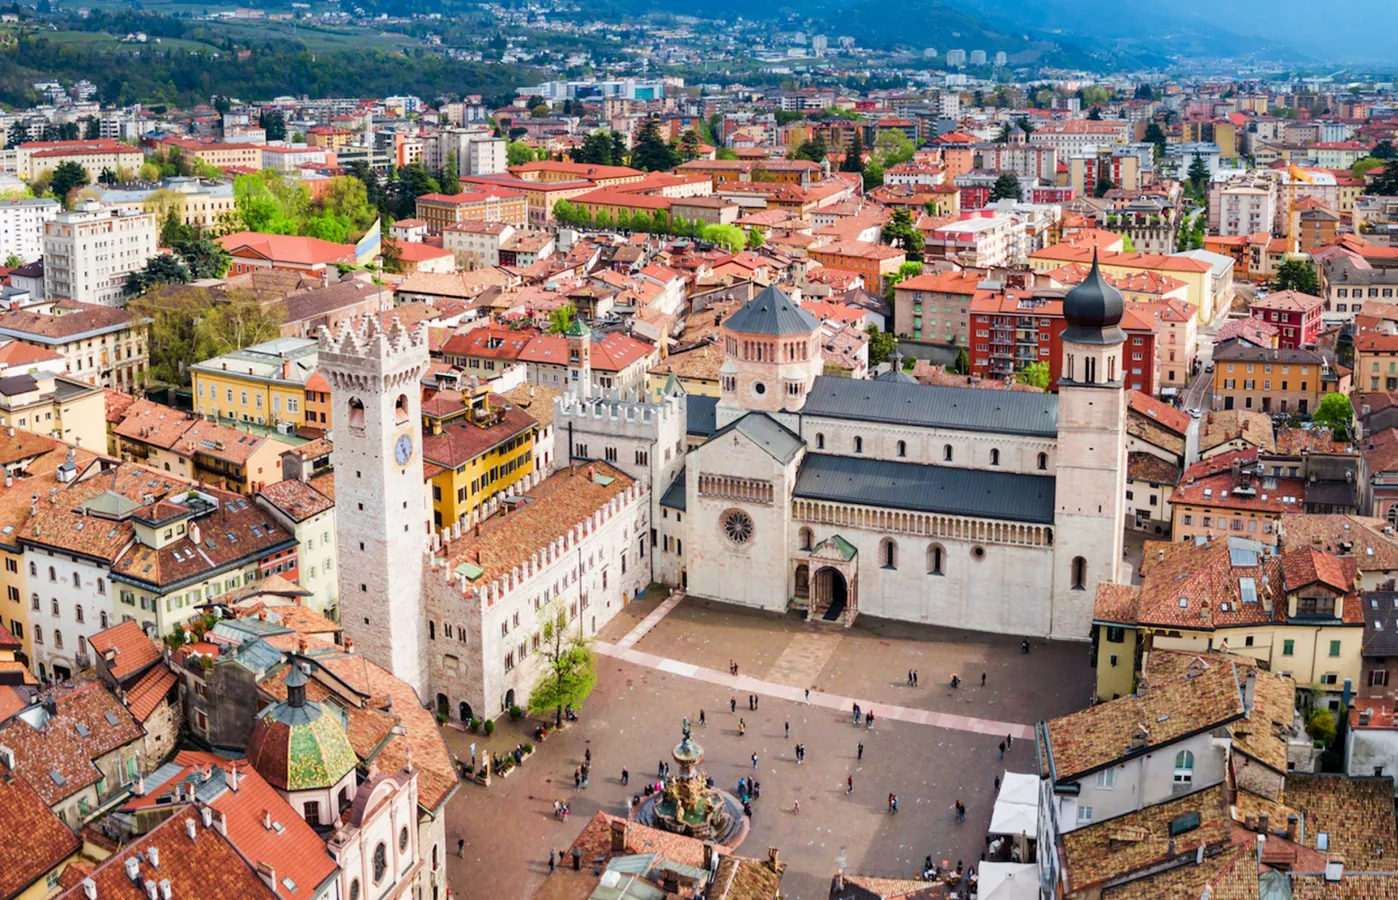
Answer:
246;667;358;792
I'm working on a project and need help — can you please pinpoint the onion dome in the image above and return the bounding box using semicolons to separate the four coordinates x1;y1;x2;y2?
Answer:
1062;250;1126;346
246;663;357;792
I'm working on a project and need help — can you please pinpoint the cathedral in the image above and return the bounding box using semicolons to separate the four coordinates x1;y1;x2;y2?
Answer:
317;255;1130;719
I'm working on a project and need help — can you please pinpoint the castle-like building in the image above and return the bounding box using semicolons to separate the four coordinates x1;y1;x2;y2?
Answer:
318;257;1129;721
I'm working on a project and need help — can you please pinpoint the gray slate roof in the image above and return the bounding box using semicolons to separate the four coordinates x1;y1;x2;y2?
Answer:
793;453;1056;524
707;412;804;464
1362;592;1398;657
660;467;687;511
687;394;718;437
801;376;1058;437
721;284;820;336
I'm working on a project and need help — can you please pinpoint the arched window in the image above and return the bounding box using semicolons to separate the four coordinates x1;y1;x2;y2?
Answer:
1173;751;1194;785
1389;505;1398;528
428;621;435;640
48;566;55;582
854;436;864;454
1071;556;1087;591
96;578;105;595
347;397;366;431
943;444;953;462
927;544;944;576
395;393;410;425
816;433;825;450
799;527;814;551
54;629;63;650
33;625;42;644
896;440;907;458
1037;452;1048;471
27;561;35;577
72;572;80;588
75;604;83;623
990;448;1001;466
880;538;898;570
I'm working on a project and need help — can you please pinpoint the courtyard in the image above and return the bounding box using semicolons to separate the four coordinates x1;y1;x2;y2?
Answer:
442;595;1093;900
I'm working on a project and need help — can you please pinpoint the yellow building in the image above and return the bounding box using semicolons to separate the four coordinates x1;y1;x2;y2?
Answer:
1029;245;1216;322
1092;537;1363;703
421;387;537;530
0;370;106;455
190;337;321;430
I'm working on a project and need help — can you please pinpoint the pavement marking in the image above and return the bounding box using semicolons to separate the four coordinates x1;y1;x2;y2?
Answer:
616;589;686;649
594;640;1035;741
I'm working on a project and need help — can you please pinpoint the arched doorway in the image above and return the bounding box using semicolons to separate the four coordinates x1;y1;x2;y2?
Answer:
459;702;472;722
504;689;515;711
794;563;810;600
436;693;449;718
814;567;848;622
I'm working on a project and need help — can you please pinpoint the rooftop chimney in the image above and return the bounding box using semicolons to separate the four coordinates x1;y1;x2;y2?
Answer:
228;765;240;792
159;881;172;900
144;880;158;900
148;847;160;869
1286;813;1299;843
262;809;272;830
201;806;213;829
767;848;780;872
124;858;141;882
82;878;97;900
185;818;197;842
1325;856;1344;883
610;818;628;853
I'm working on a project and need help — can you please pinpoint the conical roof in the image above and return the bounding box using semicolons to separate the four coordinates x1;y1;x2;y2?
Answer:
1062;251;1126;346
722;284;821;337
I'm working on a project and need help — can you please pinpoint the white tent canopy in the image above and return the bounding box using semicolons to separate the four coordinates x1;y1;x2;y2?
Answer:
978;862;1038;900
988;771;1039;837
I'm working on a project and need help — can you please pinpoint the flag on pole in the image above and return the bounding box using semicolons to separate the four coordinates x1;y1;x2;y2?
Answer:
355;217;382;266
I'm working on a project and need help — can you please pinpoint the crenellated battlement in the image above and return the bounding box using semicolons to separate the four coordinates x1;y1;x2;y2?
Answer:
553;387;683;431
317;314;430;364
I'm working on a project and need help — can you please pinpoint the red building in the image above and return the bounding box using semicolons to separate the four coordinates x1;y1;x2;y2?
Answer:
1248;289;1324;349
969;283;1158;393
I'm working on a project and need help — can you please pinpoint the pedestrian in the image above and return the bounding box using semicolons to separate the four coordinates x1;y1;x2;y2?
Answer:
738;776;746;796
574;769;581;790
730;697;737;714
734;662;740;676
951;673;961;689
549;849;556;873
1006;734;1013;749
994;775;1001;791
981;672;987;687
955;800;966;822
753;781;761;798
858;742;864;761
999;741;1006;760
1021;638;1030;654
729;659;735;674
847;775;854;794
748;694;754;710
699;709;706;727
751;752;759;770
658;760;665;779
793;799;800;814
907;669;913;686
585;748;591;765
458;838;465;857
743;800;753;819
795;743;802;765
582;772;589;790
754;695;759;710
739;718;746;736
888;793;896;812
866;710;874;729
805;688;810;703
622;767;629;786
784;721;790;738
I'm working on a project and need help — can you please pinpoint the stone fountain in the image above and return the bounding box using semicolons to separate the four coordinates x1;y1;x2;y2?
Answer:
634;719;747;846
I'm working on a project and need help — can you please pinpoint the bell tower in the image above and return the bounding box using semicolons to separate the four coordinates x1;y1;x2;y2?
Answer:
566;319;593;399
1051;253;1128;639
318;316;430;695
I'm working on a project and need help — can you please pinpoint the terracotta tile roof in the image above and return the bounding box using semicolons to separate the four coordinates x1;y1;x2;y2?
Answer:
1043;653;1245;781
1129;391;1191;436
1146;652;1293;773
1280;514;1398;570
1060;786;1232;894
256;479;333;523
1285;775;1398;870
1127;451;1181;486
0;760;81;898
1251;289;1325;313
1282;545;1354;593
440;326;537;361
712;854;785;900
215;231;355;267
1099;839;1258;900
1200;410;1276;454
443;463;633;586
1127;412;1186;458
1094;583;1143;625
1217;316;1279;346
103;389;137;424
1171;469;1304;516
55;806;279;900
835;875;944;898
1275;427;1348;456
85;619;161;682
123;662;177;723
567;812;727;871
0;299;140;343
500;384;560;430
173;751;337;899
421;397;536;468
0;677;144;805
1031;245;1214;273
1119;538;1286;630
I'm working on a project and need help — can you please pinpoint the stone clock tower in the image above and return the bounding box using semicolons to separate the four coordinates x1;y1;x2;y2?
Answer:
318;316;430;695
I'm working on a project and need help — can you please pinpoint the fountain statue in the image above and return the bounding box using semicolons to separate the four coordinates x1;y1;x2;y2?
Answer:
634;718;747;846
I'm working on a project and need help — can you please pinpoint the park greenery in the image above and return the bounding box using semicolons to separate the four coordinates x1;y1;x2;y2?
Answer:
551;200;746;252
1312;393;1354;442
128;285;285;387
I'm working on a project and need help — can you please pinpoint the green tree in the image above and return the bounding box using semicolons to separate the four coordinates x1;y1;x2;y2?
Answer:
1144;122;1168;161
880;209;924;261
1015;361;1050;389
1352;157;1385;179
1371;141;1396;160
1187;152;1210;194
5;120;26;150
548;303;577;335
260;109;286;142
631;118;678;172
1366;165;1398;196
792;136;827;163
954;347;970;375
574;131;614;166
4;254;23;268
175;238;231;280
126;253;192;296
439;152;461;195
194;291;285;360
321;176;378;236
233;174;297;234
1273;257;1321;294
699;224;744;252
1094;175;1115;198
873;130;914;168
507;140;538;167
1305;708;1336;745
866;325;897;367
716;148;739;161
882;261;924;301
527;607;597;727
989;172;1021;202
159;203;191;247
610;132;628;167
138;161;162;182
50;161;90;207
1312;393;1354;441
746;229;765;249
840;130;865;175
676;129;704;162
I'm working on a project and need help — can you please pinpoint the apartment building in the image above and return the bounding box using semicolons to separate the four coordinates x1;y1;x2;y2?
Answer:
1249;289;1324;348
415;186;529;235
190;336;323;429
0;299;149;390
0;198;59;264
41;203;157;308
892;269;982;345
15;139;143;181
1212;343;1326;414
96;177;236;234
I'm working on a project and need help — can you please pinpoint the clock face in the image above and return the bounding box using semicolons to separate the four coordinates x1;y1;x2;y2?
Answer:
394;433;413;466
